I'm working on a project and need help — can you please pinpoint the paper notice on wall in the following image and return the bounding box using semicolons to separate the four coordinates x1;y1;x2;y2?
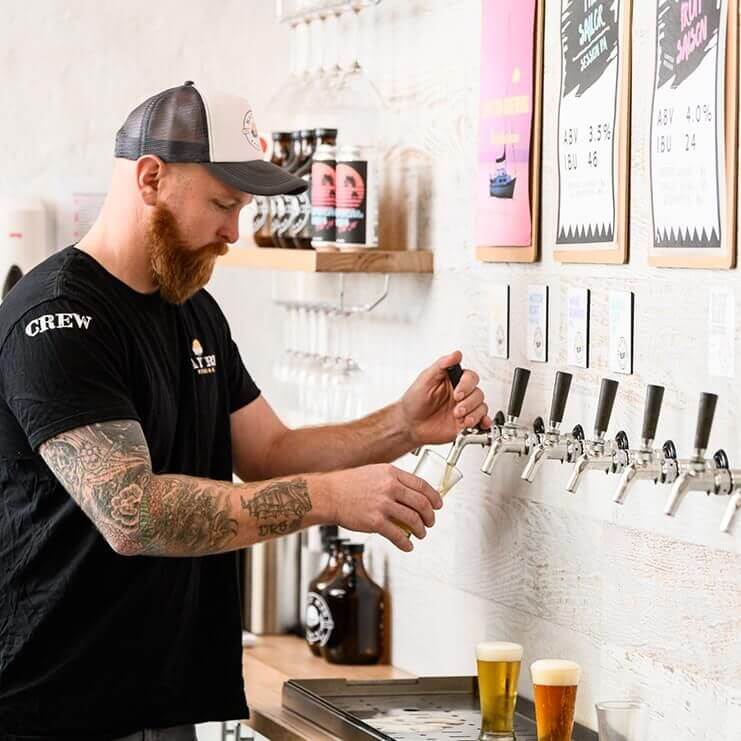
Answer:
567;287;590;368
70;192;106;241
608;290;634;375
708;286;735;378
51;177;107;249
489;285;510;359
527;285;549;362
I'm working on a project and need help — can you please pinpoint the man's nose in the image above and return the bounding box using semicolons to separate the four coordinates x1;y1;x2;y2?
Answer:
218;213;240;245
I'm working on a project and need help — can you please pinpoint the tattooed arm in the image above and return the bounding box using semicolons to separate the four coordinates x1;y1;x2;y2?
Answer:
39;419;330;557
39;419;443;556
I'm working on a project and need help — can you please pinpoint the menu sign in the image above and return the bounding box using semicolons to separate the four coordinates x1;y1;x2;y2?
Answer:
555;0;630;263
649;0;736;268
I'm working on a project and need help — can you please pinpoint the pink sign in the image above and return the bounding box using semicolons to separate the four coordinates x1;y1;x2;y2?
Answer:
476;0;537;248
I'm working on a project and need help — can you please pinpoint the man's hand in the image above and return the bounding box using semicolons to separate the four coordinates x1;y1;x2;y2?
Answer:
322;464;444;552
400;351;492;447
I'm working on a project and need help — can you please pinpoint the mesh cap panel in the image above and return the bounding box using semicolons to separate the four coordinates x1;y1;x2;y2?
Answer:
114;83;210;162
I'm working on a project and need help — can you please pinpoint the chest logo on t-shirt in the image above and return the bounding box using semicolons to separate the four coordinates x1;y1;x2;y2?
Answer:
191;337;217;375
24;312;92;337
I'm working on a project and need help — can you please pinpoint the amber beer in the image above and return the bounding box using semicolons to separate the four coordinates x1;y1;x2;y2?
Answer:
530;660;581;741
476;641;523;739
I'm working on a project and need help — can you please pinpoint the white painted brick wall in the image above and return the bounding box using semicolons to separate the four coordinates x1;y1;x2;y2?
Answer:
3;1;740;737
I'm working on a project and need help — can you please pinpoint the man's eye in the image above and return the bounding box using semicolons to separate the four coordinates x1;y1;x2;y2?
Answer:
213;201;231;211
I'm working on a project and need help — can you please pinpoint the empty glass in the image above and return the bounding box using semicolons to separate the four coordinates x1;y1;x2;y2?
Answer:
596;701;648;741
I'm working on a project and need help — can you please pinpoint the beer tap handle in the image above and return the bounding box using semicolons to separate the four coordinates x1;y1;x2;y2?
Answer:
694;392;718;454
446;363;464;391
414;363;467;456
641;384;665;444
550;371;573;427
594;378;619;437
507;367;531;420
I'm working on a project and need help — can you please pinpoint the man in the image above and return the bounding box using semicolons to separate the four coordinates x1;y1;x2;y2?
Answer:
0;82;491;740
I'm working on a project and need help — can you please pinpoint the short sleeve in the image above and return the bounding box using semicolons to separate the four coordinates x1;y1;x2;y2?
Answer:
226;336;260;414
0;298;139;450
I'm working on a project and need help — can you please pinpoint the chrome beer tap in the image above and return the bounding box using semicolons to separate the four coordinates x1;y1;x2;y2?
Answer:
664;393;733;517
614;384;672;504
720;488;741;533
481;367;532;477
521;371;585;483
566;378;630;493
446;410;505;467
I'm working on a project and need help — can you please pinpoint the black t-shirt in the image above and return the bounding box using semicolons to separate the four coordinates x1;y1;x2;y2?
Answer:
0;246;260;739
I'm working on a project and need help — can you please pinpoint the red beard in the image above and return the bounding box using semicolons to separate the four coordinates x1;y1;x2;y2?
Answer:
146;204;228;304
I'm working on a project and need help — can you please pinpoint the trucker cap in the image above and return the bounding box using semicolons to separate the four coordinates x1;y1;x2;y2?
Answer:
114;80;307;196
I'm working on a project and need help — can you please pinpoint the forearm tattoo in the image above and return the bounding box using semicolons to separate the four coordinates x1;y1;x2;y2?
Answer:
40;420;312;556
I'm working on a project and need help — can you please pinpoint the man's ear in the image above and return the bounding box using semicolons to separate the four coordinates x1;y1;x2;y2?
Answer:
136;155;165;206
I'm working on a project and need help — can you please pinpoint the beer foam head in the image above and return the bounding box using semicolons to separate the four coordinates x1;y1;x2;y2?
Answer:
530;659;581;686
476;641;523;662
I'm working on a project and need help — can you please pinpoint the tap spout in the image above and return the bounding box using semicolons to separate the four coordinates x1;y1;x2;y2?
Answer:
481;437;505;477
614;463;639;505
566;453;591;494
521;444;547;483
664;470;697;517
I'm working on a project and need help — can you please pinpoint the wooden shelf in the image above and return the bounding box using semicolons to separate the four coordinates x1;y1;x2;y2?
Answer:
219;247;434;273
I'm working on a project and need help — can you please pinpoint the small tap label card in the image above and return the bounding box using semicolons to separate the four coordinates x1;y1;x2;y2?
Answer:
708;286;735;378
567;287;590;368
527;285;549;362
608;290;634;375
489;285;510;359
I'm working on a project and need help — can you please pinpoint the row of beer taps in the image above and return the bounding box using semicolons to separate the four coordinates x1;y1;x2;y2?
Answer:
445;367;740;534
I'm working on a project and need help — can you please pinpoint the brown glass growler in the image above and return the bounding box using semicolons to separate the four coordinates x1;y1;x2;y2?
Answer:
254;132;292;248
321;543;385;665
290;128;338;249
305;536;348;656
275;129;315;249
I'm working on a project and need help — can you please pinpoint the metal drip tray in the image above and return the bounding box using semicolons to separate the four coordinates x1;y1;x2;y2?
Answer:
282;676;598;740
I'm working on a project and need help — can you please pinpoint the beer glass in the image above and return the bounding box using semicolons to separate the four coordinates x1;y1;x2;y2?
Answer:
393;449;462;537
531;659;581;741
595;700;648;740
476;641;523;739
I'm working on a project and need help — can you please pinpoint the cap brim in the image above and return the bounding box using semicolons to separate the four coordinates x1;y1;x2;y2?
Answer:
204;160;308;196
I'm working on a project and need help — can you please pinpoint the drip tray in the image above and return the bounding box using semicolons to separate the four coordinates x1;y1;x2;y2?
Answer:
282;676;598;740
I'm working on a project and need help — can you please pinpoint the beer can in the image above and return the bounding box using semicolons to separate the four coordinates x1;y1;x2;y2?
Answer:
310;144;337;249
335;145;378;249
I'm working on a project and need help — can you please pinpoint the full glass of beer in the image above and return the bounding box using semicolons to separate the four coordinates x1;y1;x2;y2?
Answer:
530;659;581;741
476;641;523;739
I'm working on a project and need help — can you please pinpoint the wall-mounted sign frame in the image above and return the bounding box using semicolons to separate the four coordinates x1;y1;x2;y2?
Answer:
554;0;632;264
648;0;738;269
475;0;545;263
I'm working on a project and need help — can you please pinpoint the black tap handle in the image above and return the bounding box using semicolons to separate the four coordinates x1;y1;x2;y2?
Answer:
594;378;619;436
641;385;665;442
446;363;463;391
550;371;573;425
507;368;531;419
694;392;718;451
494;410;506;427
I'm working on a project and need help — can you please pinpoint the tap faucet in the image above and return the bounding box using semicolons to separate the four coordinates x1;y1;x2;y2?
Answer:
614;384;668;504
481;367;532;476
446;410;506;467
566;378;630;493
664;393;733;516
522;371;585;483
720;488;741;533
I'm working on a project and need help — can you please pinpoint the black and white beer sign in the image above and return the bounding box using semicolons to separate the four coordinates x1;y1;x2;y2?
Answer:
555;0;629;263
649;0;735;268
